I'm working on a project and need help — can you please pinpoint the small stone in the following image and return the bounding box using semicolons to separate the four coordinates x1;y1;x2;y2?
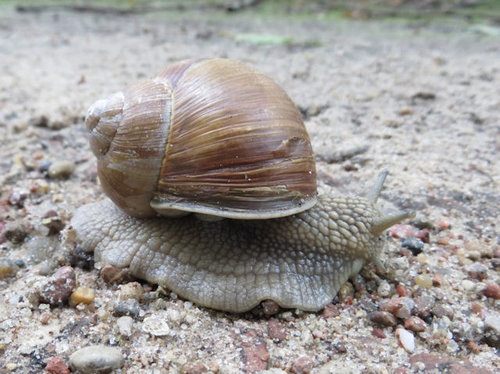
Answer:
0;259;19;279
267;318;287;341
48;160;75;179
142;314;170;336
438;220;449;230
42;211;65;235
100;264;130;284
69;345;124;374
321;303;340;318
432;273;443;287
369;311;397;327
113;299;141;318
119;282;144;301
404;316;427;332
470;302;483;315
8;190;28;208
45;357;70;374
431;304;454;320
416;229;430;243
39;266;76;306
5;363;18;371
396;327;415;353
380;297;415;319
70;287;95;306
414;295;434;319
3;220;31;244
437;237;448;246
372;328;386;339
117;316;134;337
181;362;209;374
291;356;314;374
261;299;280;317
462;279;475;291
401;237;424;255
377;280;392;297
464;263;488;280
410;353;487;373
396;284;408;297
388;224;415;239
415;274;433;289
338;281;354;302
484;282;500;299
240;329;270;373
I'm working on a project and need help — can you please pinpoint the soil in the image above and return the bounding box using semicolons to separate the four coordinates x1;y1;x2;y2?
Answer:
0;3;499;374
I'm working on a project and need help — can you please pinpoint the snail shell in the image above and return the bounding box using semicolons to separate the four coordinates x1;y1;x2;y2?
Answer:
85;58;317;219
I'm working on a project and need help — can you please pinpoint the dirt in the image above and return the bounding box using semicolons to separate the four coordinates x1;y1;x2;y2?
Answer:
0;4;499;374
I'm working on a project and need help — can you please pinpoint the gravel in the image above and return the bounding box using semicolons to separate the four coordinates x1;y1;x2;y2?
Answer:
0;3;499;373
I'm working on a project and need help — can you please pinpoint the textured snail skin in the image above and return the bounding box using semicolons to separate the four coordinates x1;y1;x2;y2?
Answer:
71;190;411;312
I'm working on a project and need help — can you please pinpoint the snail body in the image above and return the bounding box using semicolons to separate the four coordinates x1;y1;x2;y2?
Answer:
73;58;414;312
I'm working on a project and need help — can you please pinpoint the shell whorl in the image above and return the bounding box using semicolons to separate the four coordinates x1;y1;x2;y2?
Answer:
85;58;317;219
85;79;173;217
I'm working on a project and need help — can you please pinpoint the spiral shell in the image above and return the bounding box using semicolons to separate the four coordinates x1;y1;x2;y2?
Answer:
85;58;316;219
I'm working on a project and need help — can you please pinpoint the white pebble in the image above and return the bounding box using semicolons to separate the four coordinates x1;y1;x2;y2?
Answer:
377;280;392;297
117;316;134;337
142;314;170;336
396;327;415;353
69;345;124;374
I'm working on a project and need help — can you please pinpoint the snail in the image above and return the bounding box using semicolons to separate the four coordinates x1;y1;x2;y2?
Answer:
71;58;414;312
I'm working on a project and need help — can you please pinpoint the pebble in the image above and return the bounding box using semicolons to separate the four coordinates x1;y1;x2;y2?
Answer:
100;264;130;284
119;282;144;301
117;316;134;337
0;259;19;279
48;160;75;179
42;211;65;235
181;362;209;374
431;304;454;320
415;274;433;288
45;356;70;374
3;220;31;244
338;281;354;302
396;327;415;353
261;299;281;317
461;279;475;291
69;345;124;374
142;314;171;336
39;266;76;306
377;280;392;297
239;329;270;373
483;315;500;348
414;295;434;319
388;224;415;239
267;318;287;341
401;237;424;255
416;228;430;243
8;190;28;208
464;263;488;280
380;297;415;319
404;316;427;332
483;281;500;299
70;287;95;306
372;328;386;339
291;356;314;374
369;311;396;326
410;353;487;373
113;299;141;318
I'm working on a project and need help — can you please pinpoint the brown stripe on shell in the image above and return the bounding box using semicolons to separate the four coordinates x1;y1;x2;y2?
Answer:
155;59;316;216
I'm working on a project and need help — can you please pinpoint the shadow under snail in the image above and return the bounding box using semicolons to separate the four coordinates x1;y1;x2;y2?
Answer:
71;58;414;313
